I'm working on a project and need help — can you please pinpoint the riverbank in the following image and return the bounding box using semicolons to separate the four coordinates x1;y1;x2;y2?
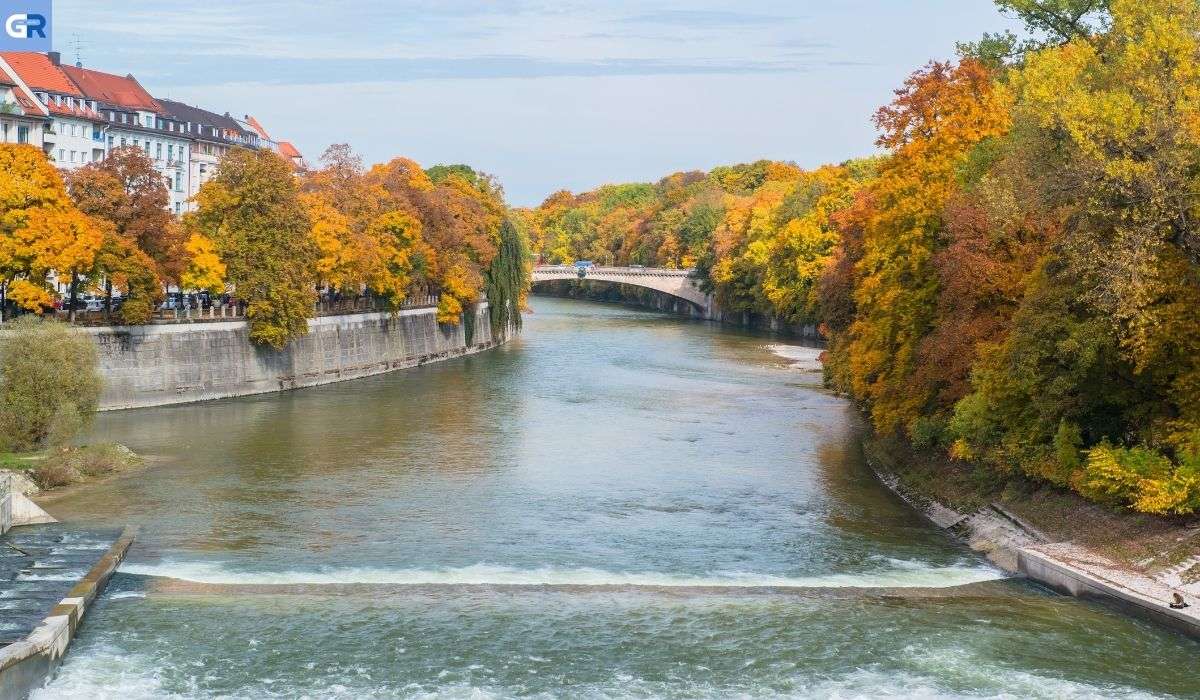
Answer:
86;303;501;411
863;433;1200;638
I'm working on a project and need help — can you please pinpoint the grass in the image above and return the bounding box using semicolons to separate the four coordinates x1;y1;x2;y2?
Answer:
0;451;46;472
27;443;141;491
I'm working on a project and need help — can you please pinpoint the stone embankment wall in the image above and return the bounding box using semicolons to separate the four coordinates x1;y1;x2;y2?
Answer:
867;457;1200;640
86;304;496;411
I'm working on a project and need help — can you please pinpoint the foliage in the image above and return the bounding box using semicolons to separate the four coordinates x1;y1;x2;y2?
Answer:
93;232;162;324
486;218;531;338
65;146;185;284
302;145;523;326
191;149;317;348
0;317;100;451
181;232;226;295
523;159;873;325
810;0;1200;514
0;145;101;313
33;442;142;490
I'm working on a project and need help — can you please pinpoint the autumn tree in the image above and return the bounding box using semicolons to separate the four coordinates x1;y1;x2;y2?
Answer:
0;144;101;318
191;149;316;348
65;146;185;284
840;60;1010;435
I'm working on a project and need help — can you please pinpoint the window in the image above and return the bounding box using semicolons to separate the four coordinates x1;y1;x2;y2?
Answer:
17;126;27;143
174;172;183;192
58;149;64;161
93;127;101;140
168;144;174;161
69;150;76;162
174;202;181;214
156;142;162;159
132;139;139;148
120;137;126;146
70;124;77;137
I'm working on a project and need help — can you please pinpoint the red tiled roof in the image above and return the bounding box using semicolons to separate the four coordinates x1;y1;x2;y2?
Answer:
278;141;301;159
45;100;100;120
61;64;160;112
244;115;270;140
0;51;81;96
0;56;48;117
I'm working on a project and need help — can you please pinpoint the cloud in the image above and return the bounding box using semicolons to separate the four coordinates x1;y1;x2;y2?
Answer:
145;54;809;88
616;10;791;27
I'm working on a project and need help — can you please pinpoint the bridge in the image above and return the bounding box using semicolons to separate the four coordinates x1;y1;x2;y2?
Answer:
530;266;717;319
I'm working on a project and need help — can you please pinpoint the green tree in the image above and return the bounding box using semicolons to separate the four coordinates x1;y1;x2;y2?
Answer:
192;149;317;348
485;218;530;338
0;317;101;451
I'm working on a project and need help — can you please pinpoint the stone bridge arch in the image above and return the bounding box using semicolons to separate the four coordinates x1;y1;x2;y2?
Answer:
530;266;717;319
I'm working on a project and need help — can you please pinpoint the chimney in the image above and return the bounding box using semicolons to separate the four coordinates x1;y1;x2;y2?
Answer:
47;51;61;66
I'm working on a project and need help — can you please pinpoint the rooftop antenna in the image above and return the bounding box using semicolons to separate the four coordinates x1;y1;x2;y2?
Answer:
69;33;85;68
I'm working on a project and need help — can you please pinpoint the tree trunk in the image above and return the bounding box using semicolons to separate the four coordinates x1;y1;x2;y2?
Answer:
67;271;79;322
105;278;113;319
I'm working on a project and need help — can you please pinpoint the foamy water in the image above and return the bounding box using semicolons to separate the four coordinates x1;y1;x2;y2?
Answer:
118;560;1004;590
767;344;823;371
34;646;1173;700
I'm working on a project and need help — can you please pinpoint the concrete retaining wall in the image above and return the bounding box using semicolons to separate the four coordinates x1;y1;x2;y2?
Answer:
0;475;10;536
1018;548;1200;639
86;304;497;411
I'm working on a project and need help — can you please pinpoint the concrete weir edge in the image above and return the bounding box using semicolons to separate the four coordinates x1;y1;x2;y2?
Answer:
866;461;1200;640
0;527;135;700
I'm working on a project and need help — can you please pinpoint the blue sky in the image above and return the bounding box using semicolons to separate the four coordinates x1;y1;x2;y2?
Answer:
52;1;1021;206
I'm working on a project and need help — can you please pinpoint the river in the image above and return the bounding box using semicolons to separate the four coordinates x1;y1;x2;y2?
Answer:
35;297;1200;698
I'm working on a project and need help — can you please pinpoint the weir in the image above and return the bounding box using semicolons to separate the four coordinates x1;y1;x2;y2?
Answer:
0;524;133;700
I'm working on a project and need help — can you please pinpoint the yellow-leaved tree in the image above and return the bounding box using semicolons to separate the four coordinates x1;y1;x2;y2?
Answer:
0;144;102;317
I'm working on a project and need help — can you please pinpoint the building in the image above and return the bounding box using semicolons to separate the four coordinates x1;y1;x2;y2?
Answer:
0;52;304;216
239;113;304;168
0;55;48;147
0;51;101;163
61;63;195;214
278;140;305;169
157;99;261;212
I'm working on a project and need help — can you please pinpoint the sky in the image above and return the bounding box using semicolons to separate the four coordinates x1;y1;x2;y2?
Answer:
52;1;1022;206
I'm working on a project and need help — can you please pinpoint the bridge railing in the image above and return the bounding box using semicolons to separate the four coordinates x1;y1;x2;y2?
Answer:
532;265;696;278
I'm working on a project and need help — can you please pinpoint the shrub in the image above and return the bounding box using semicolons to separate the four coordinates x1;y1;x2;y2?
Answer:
1078;439;1200;515
32;460;80;489
0;317;101;451
31;443;140;489
908;415;947;451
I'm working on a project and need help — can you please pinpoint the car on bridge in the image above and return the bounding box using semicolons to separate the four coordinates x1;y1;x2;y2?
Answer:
573;260;595;277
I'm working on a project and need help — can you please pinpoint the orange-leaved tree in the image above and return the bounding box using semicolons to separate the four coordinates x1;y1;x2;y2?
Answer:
0;144;102;318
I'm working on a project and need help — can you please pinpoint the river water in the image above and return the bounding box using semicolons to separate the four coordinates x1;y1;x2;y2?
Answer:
36;298;1200;698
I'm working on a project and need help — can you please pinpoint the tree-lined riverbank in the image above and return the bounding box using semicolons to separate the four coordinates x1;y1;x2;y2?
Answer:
32;299;1200;698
